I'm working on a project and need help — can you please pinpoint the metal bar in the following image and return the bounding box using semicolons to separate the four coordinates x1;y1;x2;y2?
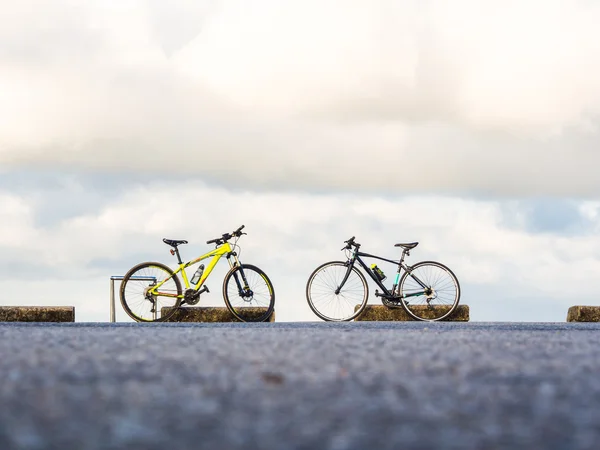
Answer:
110;279;115;323
110;276;157;323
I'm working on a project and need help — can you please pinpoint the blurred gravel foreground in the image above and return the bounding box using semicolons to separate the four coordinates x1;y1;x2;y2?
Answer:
1;322;599;450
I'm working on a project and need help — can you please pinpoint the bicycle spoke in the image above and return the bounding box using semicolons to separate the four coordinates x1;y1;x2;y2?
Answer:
224;265;275;322
307;262;368;321
400;261;460;321
120;263;181;322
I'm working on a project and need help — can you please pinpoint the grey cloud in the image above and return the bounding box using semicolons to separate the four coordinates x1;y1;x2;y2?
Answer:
500;199;590;236
5;121;600;197
0;169;156;228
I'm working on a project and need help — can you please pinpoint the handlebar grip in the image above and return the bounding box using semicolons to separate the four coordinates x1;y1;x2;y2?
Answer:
234;225;245;235
207;238;218;245
342;236;359;250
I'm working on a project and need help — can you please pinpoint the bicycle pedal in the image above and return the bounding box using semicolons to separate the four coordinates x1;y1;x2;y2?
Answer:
199;285;210;294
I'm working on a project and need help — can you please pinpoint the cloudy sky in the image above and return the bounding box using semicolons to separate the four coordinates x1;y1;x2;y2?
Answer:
2;0;600;322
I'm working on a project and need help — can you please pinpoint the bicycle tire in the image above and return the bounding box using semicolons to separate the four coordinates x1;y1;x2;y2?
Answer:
120;261;182;322
223;264;275;322
398;260;460;321
306;261;369;322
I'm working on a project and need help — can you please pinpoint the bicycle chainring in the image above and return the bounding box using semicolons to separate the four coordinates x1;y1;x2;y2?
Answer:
184;289;201;306
382;297;403;309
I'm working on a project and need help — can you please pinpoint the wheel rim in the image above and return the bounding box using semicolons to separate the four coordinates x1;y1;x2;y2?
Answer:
401;263;459;321
122;264;180;322
226;267;273;321
308;263;367;321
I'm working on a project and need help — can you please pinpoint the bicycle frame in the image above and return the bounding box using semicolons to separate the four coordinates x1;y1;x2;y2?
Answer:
342;249;430;299
149;242;239;299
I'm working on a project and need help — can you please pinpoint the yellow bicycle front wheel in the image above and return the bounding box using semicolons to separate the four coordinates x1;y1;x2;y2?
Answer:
223;264;275;322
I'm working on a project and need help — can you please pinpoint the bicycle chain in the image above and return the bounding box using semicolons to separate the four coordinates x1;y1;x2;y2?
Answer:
381;297;403;308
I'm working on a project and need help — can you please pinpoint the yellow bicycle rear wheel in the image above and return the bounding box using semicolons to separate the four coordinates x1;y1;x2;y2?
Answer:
120;262;182;322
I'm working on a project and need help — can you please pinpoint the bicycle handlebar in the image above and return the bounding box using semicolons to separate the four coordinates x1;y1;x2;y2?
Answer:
341;236;359;250
206;225;246;245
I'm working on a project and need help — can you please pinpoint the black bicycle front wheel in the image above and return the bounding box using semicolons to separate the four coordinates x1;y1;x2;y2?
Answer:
398;261;460;321
223;264;275;322
120;262;182;322
306;261;369;321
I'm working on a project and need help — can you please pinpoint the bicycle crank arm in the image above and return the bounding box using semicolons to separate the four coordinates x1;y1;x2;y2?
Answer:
198;285;210;294
374;290;396;300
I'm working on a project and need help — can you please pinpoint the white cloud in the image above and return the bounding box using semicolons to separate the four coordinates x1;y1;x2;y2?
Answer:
1;1;600;196
2;181;600;322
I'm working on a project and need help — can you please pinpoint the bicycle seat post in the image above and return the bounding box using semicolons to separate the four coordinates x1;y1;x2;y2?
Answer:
399;249;409;266
169;246;183;265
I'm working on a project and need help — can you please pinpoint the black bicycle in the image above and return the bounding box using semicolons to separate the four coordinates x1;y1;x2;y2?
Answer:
306;236;461;322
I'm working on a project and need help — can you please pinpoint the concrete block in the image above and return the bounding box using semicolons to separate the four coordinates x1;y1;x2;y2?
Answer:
567;306;600;322
162;306;275;322
0;306;75;322
355;304;469;321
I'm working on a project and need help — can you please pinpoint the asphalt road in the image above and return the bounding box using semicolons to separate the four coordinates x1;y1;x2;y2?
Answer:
1;322;599;450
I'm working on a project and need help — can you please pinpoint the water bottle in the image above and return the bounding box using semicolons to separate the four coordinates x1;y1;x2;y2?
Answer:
371;264;386;282
190;264;205;285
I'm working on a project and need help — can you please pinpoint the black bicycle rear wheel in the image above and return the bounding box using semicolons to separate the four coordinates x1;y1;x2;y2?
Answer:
120;262;182;322
223;264;275;322
399;261;460;321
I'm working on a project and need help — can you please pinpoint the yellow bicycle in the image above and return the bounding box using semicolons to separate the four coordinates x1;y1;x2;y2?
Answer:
119;225;275;322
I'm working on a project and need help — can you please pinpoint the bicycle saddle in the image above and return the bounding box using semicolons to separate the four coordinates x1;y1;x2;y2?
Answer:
162;238;188;247
394;242;418;249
